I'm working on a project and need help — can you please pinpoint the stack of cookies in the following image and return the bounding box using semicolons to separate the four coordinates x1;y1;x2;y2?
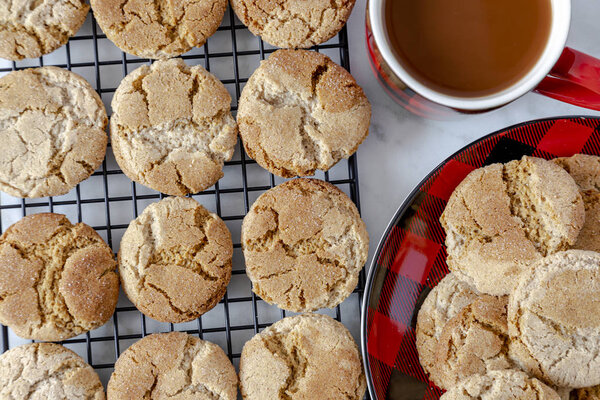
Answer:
416;154;600;399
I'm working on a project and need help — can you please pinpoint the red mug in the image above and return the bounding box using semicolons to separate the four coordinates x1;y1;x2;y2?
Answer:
367;0;600;119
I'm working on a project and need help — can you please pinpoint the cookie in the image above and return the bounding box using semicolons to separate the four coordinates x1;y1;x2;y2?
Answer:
440;156;584;296
553;154;600;191
230;0;356;49
118;197;232;323
575;386;600;400
0;67;108;198
573;191;600;252
237;49;371;177
111;58;237;196
239;313;365;400
416;273;479;378
107;332;237;400
90;0;226;59
0;343;104;399
0;0;88;60
432;295;512;389
241;178;368;312
439;370;560;400
508;250;600;388
0;213;118;341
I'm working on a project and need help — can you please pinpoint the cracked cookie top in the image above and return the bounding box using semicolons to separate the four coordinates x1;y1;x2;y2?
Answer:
239;313;366;400
90;0;226;59
107;332;237;400
237;49;370;178
0;343;105;400
0;213;119;341
241;178;368;312
508;250;600;389
553;154;600;192
118;196;233;323
110;58;237;196
440;156;585;296
230;0;356;49
0;0;89;60
0;67;108;198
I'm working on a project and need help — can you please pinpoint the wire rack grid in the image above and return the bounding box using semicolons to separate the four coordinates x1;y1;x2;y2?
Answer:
0;5;369;398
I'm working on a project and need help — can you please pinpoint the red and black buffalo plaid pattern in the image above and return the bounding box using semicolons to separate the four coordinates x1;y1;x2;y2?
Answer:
363;117;600;400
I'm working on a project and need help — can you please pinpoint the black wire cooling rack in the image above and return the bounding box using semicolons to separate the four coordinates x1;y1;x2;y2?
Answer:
0;5;368;398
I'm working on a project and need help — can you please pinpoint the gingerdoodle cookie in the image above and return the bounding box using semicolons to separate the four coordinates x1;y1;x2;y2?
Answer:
118;197;233;323
237;49;371;177
573;191;600;252
575;386;600;400
508;250;600;388
440;156;584;296
439;370;560;400
553;154;600;191
0;343;105;400
241;178;368;312
416;273;479;378
239;313;366;400
0;213;118;341
0;67;108;198
230;0;356;49
90;0;226;59
0;0;88;60
107;332;237;400
111;58;237;196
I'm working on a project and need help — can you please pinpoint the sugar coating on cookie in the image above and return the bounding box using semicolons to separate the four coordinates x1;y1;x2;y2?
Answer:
91;0;226;59
237;49;371;178
416;273;479;378
553;154;600;192
0;213;118;341
508;250;600;388
239;313;365;400
0;343;105;400
0;0;89;60
439;370;560;400
440;156;584;296
108;332;237;400
0;67;108;198
111;59;237;196
241;178;368;312
231;0;356;48
119;197;232;323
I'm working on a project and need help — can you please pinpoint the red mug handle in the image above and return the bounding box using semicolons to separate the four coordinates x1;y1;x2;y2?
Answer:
534;47;600;111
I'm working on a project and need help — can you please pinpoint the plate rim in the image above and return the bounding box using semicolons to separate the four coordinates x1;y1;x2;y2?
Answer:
359;114;600;399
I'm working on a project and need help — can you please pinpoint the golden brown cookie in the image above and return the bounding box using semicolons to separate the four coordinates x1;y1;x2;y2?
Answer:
575;386;600;400
107;332;237;400
573;191;600;252
90;0;226;59
241;178;368;312
0;67;108;198
230;0;356;48
239;313;365;400
111;58;237;196
0;213;118;341
440;156;584;296
118;197;233;323
553;154;600;192
237;49;371;177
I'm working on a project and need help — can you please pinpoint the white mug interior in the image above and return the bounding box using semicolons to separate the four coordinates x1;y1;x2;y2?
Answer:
369;0;571;110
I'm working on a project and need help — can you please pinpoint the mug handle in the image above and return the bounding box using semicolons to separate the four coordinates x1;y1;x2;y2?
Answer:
534;47;600;111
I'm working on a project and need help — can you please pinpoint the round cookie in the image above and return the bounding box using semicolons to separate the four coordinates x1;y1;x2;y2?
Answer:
90;0;226;59
0;343;104;399
508;250;600;388
237;49;371;178
118;197;232;323
239;313;365;400
439;370;560;400
241;178;368;312
230;0;356;49
0;67;108;198
432;295;512;389
553;154;600;192
107;332;237;400
440;156;584;296
416;273;479;378
0;0;88;60
111;58;237;196
0;213;119;341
